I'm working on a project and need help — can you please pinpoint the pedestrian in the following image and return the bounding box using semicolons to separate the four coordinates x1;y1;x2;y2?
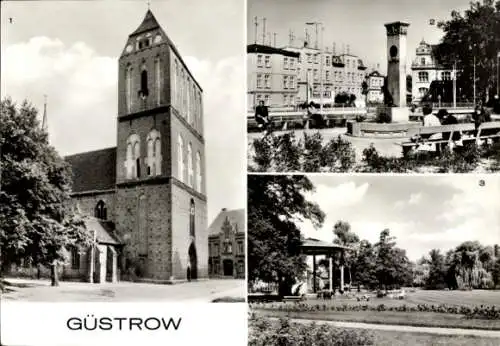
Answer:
254;100;270;132
438;109;462;146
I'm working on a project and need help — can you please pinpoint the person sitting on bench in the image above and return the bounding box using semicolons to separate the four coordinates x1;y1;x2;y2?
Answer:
416;105;441;152
255;100;270;131
438;109;462;148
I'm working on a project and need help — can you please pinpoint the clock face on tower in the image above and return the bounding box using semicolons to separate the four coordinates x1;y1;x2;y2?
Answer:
390;45;398;58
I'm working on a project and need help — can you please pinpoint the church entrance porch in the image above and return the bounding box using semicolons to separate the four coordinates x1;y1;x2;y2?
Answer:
223;259;234;276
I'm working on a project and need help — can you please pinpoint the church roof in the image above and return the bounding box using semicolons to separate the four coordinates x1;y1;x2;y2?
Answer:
65;147;117;193
84;217;122;245
130;9;161;37
208;208;245;236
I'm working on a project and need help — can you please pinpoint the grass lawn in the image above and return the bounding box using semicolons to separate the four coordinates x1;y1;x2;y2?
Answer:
254;309;500;330
301;289;500;308
372;330;500;346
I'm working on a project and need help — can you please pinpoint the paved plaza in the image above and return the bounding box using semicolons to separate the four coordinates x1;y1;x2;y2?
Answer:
1;278;245;302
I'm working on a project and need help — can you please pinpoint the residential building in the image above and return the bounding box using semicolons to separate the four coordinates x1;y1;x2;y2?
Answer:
247;44;300;110
411;39;454;103
208;208;245;279
366;70;385;103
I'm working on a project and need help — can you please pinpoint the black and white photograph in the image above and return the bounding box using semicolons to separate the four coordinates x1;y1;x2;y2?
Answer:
247;0;500;173
0;0;246;303
248;174;500;345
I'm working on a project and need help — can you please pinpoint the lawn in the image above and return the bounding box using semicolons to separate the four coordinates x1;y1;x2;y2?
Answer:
372;330;500;346
249;289;500;330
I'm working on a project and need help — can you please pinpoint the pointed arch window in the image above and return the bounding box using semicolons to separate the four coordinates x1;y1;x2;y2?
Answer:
189;199;195;238
139;63;149;99
95;200;107;220
146;129;161;176
187;142;193;187
177;134;185;182
125;65;133;112
155;57;161;105
196;151;202;192
125;134;140;179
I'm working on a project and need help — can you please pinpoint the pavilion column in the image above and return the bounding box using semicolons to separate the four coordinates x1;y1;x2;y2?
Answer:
340;265;344;293
329;255;333;293
313;255;317;293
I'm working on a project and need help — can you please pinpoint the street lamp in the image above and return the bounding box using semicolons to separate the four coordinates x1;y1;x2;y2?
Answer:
306;22;324;114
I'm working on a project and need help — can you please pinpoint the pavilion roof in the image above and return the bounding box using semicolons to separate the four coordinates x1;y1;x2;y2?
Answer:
301;238;352;255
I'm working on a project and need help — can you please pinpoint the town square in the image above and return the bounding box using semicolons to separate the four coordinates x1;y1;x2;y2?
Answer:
247;0;500;173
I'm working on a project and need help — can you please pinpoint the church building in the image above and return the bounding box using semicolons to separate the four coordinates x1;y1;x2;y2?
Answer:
63;10;208;283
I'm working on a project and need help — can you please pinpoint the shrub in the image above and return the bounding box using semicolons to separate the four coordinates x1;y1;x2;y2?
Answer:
303;132;323;172
248;315;374;346
320;136;356;172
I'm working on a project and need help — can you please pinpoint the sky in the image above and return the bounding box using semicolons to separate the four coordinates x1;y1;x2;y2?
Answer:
297;175;500;262
0;0;245;223
247;0;473;74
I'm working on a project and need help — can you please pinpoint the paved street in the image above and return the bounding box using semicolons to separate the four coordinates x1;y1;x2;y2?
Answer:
1;278;245;302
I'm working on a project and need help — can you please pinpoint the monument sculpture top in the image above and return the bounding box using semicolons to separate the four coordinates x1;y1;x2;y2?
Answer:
385;22;410;36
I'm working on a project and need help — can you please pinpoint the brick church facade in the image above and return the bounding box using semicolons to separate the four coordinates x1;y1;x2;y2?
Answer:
63;10;208;283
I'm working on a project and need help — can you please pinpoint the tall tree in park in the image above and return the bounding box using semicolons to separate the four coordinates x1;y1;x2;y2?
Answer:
352;240;377;291
374;229;412;290
332;220;359;287
435;0;500;102
247;175;325;295
0;98;90;286
424;249;447;289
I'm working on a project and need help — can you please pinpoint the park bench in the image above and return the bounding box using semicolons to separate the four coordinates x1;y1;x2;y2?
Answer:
401;122;500;156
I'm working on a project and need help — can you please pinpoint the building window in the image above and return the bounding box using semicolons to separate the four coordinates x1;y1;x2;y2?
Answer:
314;54;318;64
419;87;429;97
125;134;140;179
283;57;288;69
125;65;132;112
177;134;184;182
264;55;271;68
146;129;161;176
313;69;318;80
306;53;312;63
224;240;232;254
189;199;195;238
289;58;294;69
283;76;288;89
289;76;294;89
257;54;263;67
325;70;330;81
196;152;202;192
256;74;262;88
297;67;301;80
264;74;270;89
94;200;107;220
71;247;80;270
187;142;193;187
264;94;270;106
238;241;244;255
442;71;451;80
155;58;161;105
418;72;429;82
421;57;426;65
139;67;149;99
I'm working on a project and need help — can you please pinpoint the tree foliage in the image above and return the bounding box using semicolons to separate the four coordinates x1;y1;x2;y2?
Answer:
435;0;500;101
247;175;325;294
0;97;91;284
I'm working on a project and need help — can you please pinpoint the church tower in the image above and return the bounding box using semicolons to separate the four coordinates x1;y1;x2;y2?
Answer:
115;10;208;282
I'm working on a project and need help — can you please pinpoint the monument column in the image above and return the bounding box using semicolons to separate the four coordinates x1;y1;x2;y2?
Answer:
384;21;410;122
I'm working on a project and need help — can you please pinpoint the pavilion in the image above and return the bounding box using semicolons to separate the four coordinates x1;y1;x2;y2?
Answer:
301;238;353;293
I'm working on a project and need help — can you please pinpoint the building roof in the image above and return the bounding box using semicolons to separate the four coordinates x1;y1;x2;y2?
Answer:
247;44;300;58
130;9;160;36
301;238;352;255
208;208;245;236
125;10;202;92
65;147;116;193
84;217;122;245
